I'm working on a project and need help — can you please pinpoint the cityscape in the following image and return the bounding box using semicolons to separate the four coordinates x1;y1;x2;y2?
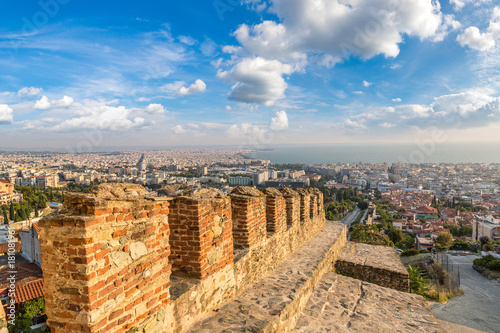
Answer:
1;0;500;333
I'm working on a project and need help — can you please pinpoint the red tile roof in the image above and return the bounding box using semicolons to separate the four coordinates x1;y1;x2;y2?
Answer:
32;222;41;234
0;242;21;254
14;278;44;304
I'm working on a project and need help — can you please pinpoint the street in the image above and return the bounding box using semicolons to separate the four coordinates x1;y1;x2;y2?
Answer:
341;206;360;227
430;254;500;333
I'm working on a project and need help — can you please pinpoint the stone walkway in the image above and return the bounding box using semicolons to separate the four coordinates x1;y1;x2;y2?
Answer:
187;221;346;332
296;273;440;332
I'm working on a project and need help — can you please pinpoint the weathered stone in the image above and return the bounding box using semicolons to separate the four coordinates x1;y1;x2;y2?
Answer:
129;241;148;260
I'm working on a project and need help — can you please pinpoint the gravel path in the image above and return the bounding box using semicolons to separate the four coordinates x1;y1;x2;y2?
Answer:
430;254;500;333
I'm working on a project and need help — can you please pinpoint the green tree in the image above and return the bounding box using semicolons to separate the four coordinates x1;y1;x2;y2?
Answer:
9;202;14;221
435;232;453;248
35;204;39;217
386;228;403;245
9;297;49;333
2;209;8;224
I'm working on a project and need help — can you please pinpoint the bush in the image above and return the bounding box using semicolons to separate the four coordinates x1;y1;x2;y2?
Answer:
401;249;420;257
474;254;495;267
407;265;429;295
486;259;500;271
420;249;431;253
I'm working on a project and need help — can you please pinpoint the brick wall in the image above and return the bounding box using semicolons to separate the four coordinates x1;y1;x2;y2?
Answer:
39;184;328;333
230;187;267;248
169;190;233;280
38;184;171;333
263;188;286;234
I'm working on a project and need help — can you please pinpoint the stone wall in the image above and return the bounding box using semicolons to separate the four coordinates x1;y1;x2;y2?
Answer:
334;242;410;293
39;184;327;333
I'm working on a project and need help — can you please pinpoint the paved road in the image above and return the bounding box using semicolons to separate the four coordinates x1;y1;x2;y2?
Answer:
430;254;500;333
341;207;360;228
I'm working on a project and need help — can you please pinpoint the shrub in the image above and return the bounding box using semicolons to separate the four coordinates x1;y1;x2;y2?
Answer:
401;249;420;257
474;254;495;267
420;249;431;253
486;260;500;271
407;265;429;295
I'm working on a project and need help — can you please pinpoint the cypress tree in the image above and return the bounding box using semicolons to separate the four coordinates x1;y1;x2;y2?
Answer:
3;210;8;224
9;203;14;221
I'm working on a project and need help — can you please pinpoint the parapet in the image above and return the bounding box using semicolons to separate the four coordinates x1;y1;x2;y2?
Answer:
38;184;327;333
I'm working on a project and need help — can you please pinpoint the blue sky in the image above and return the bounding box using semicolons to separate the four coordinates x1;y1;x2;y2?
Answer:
0;0;499;150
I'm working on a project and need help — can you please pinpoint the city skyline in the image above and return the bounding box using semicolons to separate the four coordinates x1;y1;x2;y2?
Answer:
0;0;499;149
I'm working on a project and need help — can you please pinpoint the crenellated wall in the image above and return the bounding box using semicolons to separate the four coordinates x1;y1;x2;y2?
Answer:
38;184;327;333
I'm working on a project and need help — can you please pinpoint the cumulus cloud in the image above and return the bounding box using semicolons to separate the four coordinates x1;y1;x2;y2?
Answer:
353;91;364;95
34;96;51;110
50;105;145;131
34;95;74;109
17;87;43;97
363;81;371;87
236;0;451;61
392;98;402;102
226;123;273;145
342;90;500;131
145;103;167;114
217;57;293;105
457;7;500;51
176;79;207;96
219;0;459;105
171;125;186;134
270;110;289;130
0;105;13;124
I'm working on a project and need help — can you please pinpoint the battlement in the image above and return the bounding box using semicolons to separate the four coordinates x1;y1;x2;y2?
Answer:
38;184;327;333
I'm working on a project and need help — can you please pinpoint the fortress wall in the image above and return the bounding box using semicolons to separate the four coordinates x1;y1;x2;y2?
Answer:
229;187;267;248
39;185;327;333
38;184;171;333
263;188;287;234
169;194;233;279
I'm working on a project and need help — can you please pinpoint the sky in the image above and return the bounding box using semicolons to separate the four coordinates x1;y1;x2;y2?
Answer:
0;0;499;151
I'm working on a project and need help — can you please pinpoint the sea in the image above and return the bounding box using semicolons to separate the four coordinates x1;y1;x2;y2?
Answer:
242;143;500;165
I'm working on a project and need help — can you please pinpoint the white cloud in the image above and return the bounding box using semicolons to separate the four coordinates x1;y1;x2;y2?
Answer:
17;87;43;97
226;105;232;111
236;0;448;61
176;79;207;96
220;0;456;105
344;119;367;129
226;123;272;145
145;103;167;114
53;96;74;107
392;98;402;102
50;105;145;131
159;81;186;94
33;95;73;109
353;91;364;95
363;81;371;87
342;90;500;131
0;105;13;124
171;125;186;134
457;7;500;51
178;35;196;45
33;95;51;110
270;110;289;130
217;57;293;105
